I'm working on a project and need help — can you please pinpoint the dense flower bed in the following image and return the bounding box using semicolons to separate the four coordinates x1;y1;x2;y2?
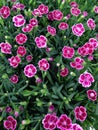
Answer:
0;0;98;129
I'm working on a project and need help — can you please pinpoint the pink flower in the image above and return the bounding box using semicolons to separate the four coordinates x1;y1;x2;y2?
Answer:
11;0;16;2
24;64;37;78
88;55;94;61
79;72;94;87
17;46;26;57
57;114;72;130
52;10;63;21
29;18;38;27
72;23;85;36
38;58;50;71
10;74;18;84
71;7;81;16
35;35;47;48
0;42;12;54
87;90;97;101
47;11;54;21
48;104;55;112
74;106;87;122
58;22;69;30
22;24;33;33
62;46;75;59
42;114;58;130
78;42;94;57
5;106;12;113
71;123;83;130
0;6;10;19
89;38;98;49
35;77;42;83
65;14;71;20
12;3;25;10
47;25;56;36
32;8;42;17
62;0;65;3
82;11;88;17
8;56;21;68
87;18;96;30
26;55;33;62
70;2;78;7
14;111;19;117
70;57;84;70
46;47;51;52
4;116;17;130
94;6;98;13
38;4;49;15
60;68;69;77
15;33;27;45
48;57;54;61
12;14;26;27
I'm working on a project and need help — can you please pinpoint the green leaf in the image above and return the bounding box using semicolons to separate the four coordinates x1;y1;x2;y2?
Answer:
95;103;98;115
21;90;33;97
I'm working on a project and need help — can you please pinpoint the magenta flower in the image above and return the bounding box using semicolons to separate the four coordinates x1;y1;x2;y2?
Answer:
47;11;54;21
48;104;55;112
89;38;98;49
47;25;56;36
38;4;49;15
35;77;42;83
0;42;12;54
88;55;94;61
62;46;75;59
82;11;88;17
70;2;78;7
87;18;96;30
42;114;58;130
38;58;50;71
71;123;83;130
70;57;84;70
0;6;10;19
52;10;63;21
94;6;98;13
58;22;69;30
87;89;97;101
12;14;26;27
8;56;21;68
15;33;27;45
24;64;37;78
35;35;47;48
22;24;33;33
74;106;87;122
4;116;17;130
57;114;72;130
72;23;85;36
60;68;69;77
12;3;25;10
17;46;27;57
71;7;81;16
11;0;16;2
78;42;94;57
32;8;42;17
29;18;38;27
14;111;19;117
10;74;18;84
5;106;12;113
65;14;71;20
79;72;94;87
46;47;51;52
26;55;33;62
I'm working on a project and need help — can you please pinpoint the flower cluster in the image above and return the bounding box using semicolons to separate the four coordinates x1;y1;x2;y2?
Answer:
0;0;98;130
